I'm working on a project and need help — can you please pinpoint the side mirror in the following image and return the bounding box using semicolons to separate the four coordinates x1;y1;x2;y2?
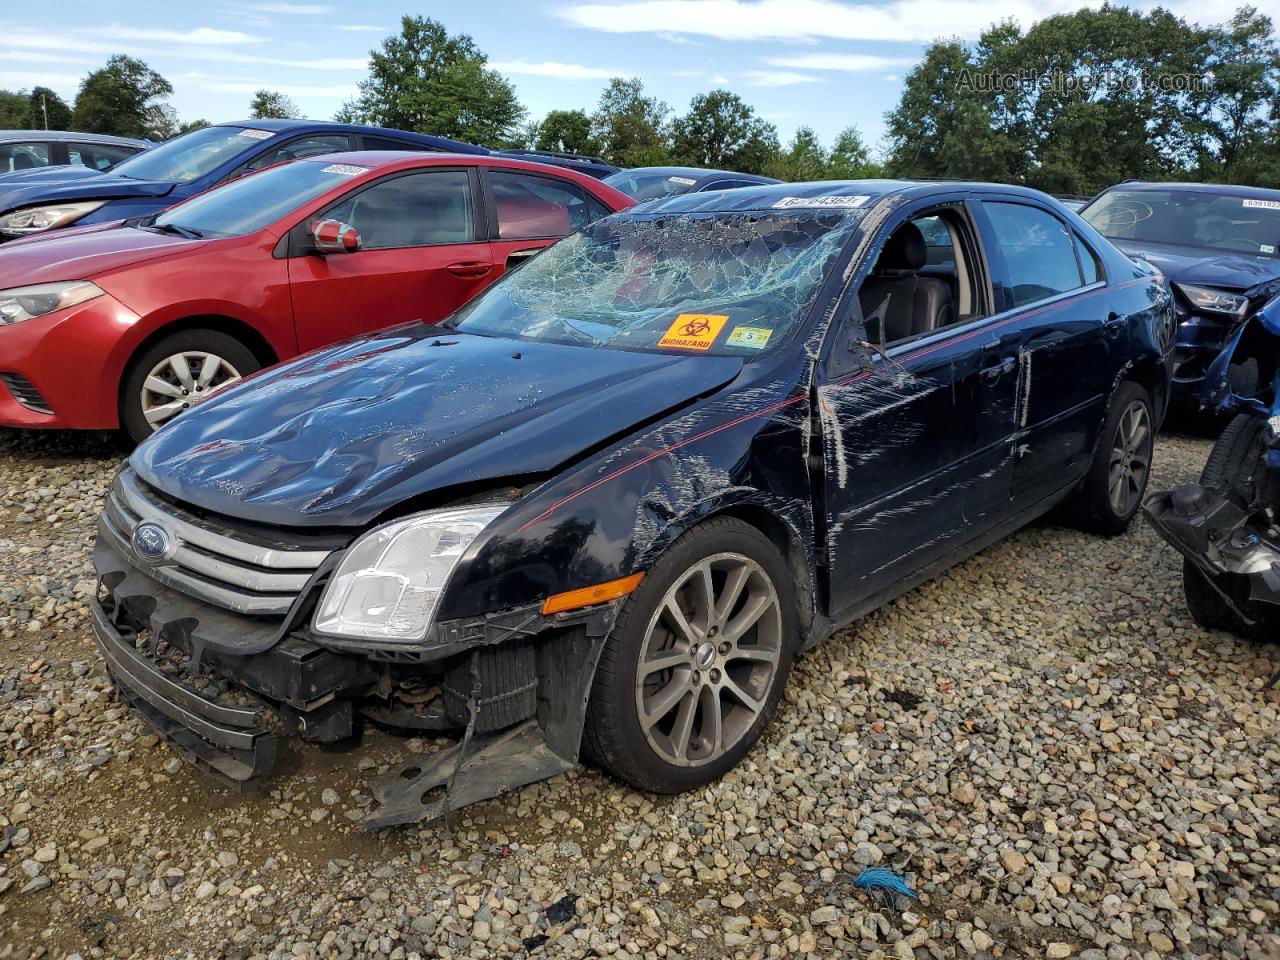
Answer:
311;218;361;255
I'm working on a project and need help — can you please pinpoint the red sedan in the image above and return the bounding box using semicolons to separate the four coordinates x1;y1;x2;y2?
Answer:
0;153;632;441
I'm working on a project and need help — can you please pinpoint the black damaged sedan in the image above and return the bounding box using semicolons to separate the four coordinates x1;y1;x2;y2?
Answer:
92;181;1175;826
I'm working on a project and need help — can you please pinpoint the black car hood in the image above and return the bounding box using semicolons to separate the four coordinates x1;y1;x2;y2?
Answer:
0;173;176;212
1111;239;1280;292
133;327;744;527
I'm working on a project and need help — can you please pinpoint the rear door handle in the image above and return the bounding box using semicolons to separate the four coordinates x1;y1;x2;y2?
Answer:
446;261;491;278
980;356;1016;380
1105;311;1123;338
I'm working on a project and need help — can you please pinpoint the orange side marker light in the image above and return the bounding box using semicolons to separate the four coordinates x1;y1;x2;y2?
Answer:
542;573;645;615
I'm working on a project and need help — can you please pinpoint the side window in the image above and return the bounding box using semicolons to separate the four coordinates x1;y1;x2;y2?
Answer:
69;143;137;171
362;136;435;152
489;171;591;240
857;208;983;347
320;170;473;250
1074;233;1105;285
585;194;613;223
0;142;50;173
248;135;351;170
983;202;1084;308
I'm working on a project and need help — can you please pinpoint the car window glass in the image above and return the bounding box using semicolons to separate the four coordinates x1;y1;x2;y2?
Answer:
324;170;473;249
111;125;269;182
1083;188;1280;259
585;194;613;222
490;171;591;240
858;210;981;347
1074;233;1104;284
68;143;137;171
0;142;50;173
248;135;351;170
983;202;1084;309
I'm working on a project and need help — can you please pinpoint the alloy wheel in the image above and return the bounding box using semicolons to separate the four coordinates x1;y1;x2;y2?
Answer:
634;552;783;767
1107;399;1152;516
140;351;242;429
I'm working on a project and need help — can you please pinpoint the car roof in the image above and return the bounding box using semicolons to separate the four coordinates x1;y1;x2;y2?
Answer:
212;119;489;155
0;130;149;146
632;178;1060;215
615;165;781;185
1098;181;1280;200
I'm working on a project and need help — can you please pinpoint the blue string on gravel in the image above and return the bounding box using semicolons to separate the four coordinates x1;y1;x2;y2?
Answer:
853;867;918;910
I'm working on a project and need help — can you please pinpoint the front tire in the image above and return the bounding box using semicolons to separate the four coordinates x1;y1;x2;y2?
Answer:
582;518;798;794
121;329;260;443
1075;381;1154;535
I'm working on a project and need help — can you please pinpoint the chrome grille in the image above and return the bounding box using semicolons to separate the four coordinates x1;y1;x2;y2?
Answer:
101;468;334;616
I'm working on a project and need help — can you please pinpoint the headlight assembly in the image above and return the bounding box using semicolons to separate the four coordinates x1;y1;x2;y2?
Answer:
0;281;104;325
1176;283;1249;317
313;504;507;643
0;200;106;236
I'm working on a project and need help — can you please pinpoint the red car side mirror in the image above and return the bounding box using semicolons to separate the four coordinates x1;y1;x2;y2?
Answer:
311;218;361;254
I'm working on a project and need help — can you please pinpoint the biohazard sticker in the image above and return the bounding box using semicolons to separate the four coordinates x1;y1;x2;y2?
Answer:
658;313;729;351
726;326;773;349
1243;199;1280;210
320;163;366;176
771;195;870;210
237;128;273;140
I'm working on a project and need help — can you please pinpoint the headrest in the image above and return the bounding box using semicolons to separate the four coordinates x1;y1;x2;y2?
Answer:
877;222;927;271
13;153;35;170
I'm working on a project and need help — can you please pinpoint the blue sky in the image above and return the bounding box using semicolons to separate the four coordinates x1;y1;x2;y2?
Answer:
1;0;1249;155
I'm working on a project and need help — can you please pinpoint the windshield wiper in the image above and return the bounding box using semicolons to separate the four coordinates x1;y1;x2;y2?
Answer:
147;221;204;240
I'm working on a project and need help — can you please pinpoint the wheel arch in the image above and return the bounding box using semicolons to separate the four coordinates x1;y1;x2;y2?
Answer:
1123;353;1170;428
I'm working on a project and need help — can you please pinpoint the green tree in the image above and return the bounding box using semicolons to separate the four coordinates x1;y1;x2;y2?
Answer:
71;55;174;139
343;15;524;146
0;90;26;129
825;126;879;179
670;89;779;174
536;108;601;156
773;125;827;181
591;77;670;166
177;118;212;136
249;89;301;120
24;87;72;129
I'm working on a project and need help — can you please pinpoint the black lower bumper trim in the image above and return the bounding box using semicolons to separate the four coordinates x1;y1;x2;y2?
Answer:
91;598;278;781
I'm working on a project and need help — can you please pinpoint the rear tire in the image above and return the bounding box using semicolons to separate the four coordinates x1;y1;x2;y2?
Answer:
121;329;260;443
1182;414;1277;638
582;517;798;794
1074;381;1155;535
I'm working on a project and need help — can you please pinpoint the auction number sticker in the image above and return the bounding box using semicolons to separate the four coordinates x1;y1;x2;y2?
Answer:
726;326;773;349
667;176;698;186
658;313;729;351
1244;199;1280;210
320;163;367;176
772;195;870;210
237;128;273;140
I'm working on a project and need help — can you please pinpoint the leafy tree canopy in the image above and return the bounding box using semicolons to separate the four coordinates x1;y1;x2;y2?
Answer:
670;89;779;174
70;55;174;139
250;89;301;120
591;78;671;166
536;108;602;156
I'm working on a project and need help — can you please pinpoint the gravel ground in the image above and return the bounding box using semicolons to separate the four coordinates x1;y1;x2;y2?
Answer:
0;427;1277;960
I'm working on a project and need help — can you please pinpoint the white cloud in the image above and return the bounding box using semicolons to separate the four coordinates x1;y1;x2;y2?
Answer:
655;30;704;45
490;60;620;79
742;70;823;86
186;49;366;70
711;74;729;83
337;24;387;32
0;70;82;90
558;0;1257;44
96;25;265;46
0;50;85;65
231;2;333;12
765;53;915;71
181;74;357;98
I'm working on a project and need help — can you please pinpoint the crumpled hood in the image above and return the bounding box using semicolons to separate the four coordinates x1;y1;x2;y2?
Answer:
1112;239;1280;292
0;172;176;214
0;224;198;286
133;327;744;527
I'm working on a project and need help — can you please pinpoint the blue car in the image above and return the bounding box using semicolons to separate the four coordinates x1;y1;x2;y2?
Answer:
0;119;487;242
602;165;780;202
1080;181;1280;400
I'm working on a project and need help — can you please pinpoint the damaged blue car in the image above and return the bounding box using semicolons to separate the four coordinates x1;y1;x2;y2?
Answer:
92;181;1174;826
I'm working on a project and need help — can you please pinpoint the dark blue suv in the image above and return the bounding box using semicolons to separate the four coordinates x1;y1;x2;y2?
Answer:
0;119;487;242
1080;182;1280;401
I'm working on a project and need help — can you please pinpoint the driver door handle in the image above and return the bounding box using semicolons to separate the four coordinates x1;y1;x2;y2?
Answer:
446;260;491;278
980;356;1016;380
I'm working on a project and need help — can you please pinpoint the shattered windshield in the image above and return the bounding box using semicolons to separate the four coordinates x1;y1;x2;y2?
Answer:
451;210;859;356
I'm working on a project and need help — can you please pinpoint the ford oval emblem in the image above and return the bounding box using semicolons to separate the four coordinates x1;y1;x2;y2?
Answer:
131;522;176;563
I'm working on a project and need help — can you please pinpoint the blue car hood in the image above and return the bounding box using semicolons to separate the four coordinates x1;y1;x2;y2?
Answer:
0;172;176;212
0;165;106;187
1111;239;1280;292
132;326;744;527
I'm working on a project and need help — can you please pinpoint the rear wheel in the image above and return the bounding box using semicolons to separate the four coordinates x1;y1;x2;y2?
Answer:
582;518;798;794
1074;381;1154;535
1182;414;1277;638
121;329;259;443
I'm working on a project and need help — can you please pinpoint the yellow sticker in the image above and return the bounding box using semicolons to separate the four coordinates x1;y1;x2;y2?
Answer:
658;313;729;351
726;326;772;349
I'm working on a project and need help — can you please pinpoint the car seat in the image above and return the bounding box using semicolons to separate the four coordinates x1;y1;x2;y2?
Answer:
858;222;955;343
